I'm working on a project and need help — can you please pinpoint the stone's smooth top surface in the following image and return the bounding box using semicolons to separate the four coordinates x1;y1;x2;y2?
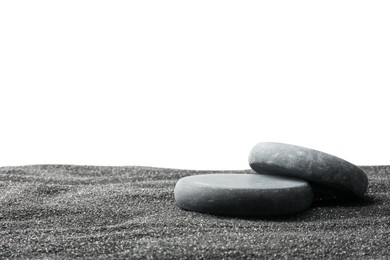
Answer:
183;173;309;189
249;142;368;198
174;173;314;217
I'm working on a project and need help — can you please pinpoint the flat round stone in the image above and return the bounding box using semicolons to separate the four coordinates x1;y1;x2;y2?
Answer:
174;174;313;216
249;142;368;197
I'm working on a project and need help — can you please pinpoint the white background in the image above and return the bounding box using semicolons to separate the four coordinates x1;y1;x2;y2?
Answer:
0;1;389;170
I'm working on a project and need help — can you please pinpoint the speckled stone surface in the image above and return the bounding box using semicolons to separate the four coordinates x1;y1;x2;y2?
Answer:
0;165;389;259
174;173;314;216
249;142;368;197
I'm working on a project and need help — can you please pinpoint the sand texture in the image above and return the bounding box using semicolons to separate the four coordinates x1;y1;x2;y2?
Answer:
0;165;389;259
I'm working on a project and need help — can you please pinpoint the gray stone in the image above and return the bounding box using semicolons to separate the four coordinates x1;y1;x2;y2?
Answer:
249;142;368;197
174;173;314;216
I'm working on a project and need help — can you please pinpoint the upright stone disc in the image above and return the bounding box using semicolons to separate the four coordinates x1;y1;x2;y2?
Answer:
249;142;368;197
174;174;313;217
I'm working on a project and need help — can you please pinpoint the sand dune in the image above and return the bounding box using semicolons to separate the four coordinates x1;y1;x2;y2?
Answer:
0;165;389;259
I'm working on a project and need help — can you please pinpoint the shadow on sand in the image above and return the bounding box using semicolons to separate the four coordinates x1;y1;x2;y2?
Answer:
226;194;380;222
312;194;377;207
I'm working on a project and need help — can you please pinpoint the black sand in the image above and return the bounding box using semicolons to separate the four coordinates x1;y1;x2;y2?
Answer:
0;165;389;259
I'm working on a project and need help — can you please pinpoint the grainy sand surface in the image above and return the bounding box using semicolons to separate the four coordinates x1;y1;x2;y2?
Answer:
0;165;389;259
